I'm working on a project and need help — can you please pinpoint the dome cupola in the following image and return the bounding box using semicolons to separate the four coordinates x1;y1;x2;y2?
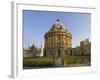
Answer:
49;19;68;32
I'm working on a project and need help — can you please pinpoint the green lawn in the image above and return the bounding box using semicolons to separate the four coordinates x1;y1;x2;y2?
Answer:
63;56;90;64
23;56;90;67
23;57;54;67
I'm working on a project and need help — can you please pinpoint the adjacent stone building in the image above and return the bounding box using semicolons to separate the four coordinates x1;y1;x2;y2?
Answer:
23;44;42;58
44;19;72;57
23;48;33;58
70;39;91;56
80;39;91;56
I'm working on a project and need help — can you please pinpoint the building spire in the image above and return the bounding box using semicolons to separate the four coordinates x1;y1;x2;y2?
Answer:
57;19;60;22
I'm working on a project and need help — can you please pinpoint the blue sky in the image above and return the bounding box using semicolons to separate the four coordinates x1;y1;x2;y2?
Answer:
23;10;91;48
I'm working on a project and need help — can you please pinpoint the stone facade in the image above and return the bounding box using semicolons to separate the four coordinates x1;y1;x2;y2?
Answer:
70;39;91;56
23;44;42;58
23;49;33;58
80;39;91;55
44;19;72;57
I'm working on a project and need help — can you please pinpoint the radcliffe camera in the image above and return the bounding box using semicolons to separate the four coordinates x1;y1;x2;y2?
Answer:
23;10;91;69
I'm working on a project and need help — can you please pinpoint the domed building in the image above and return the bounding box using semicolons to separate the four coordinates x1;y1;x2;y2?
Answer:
44;19;72;57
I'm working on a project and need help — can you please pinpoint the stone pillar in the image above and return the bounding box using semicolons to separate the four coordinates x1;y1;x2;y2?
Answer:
52;36;53;46
62;36;64;45
54;35;55;46
55;35;57;46
53;35;54;47
61;35;63;45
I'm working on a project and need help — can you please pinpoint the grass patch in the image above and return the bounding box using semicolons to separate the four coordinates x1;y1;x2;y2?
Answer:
23;57;54;67
23;56;90;67
63;56;90;64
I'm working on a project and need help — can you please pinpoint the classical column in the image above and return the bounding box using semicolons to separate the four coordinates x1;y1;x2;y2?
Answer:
62;36;64;45
52;35;54;47
55;35;57;46
61;35;63;45
60;35;61;45
53;35;54;47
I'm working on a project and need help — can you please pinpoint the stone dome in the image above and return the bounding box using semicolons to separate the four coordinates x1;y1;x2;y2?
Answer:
49;19;68;32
